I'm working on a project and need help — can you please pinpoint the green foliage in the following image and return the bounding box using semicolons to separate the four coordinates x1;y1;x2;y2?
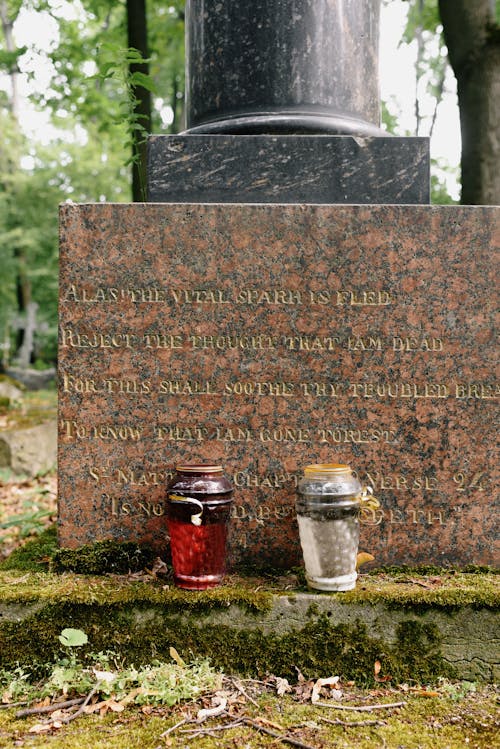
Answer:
0;525;57;571
0;1;186;367
0;645;221;706
58;628;89;647
0;506;53;538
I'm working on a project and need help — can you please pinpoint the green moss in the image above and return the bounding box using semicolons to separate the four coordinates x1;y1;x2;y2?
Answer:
347;572;500;610
0;687;498;749
166;613;454;684
0;526;56;572
51;540;157;575
369;564;499;576
0;590;453;685
0;374;25;391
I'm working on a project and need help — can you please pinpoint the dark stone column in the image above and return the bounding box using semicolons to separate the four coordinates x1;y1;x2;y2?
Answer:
185;0;382;135
148;0;430;204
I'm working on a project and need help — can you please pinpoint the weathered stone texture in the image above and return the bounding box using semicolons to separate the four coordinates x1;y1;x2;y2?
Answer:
58;203;499;568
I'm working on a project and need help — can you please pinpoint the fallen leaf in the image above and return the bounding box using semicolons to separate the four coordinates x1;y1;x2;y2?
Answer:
374;660;381;676
311;676;340;704
356;552;375;570
412;689;440;698
275;677;292;696
92;668;116;684
196;696;227;722
169;646;185;666
28;723;51;734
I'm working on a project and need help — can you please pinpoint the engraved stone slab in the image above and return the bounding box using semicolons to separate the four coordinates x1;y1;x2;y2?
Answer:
58;203;499;568
148;135;430;205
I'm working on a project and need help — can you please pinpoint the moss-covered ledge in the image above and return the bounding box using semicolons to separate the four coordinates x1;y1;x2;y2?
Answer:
0;568;498;684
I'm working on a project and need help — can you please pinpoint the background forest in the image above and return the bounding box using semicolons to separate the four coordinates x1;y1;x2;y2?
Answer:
0;0;498;373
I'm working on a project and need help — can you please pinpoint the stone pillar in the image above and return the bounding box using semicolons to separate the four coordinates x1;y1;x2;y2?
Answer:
185;0;382;135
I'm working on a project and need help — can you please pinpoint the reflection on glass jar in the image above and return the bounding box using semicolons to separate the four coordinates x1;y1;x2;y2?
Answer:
166;464;233;590
296;463;363;592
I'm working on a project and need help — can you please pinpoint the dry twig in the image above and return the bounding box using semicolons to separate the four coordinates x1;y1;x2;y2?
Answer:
243;717;318;749
159;718;189;737
316;701;406;712
181;718;245;738
62;687;98;723
16;698;85;718
230;677;260;707
1;701;30;711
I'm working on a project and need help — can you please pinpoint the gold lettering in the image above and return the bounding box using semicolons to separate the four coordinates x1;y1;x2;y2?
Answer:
155;425;207;441
64;285;119;302
350;382;449;398
159;380;217;395
255;506;271;525
259;427;310;443
347;336;382;351
126;287;167;303
300;382;339;397
283;335;340;351
210;427;253;442
60;328;137;349
393;336;443;351
189;334;277;350
336;290;391;306
318;428;398;444
224;381;294;396
236;289;302;305
143;334;183;349
455;383;499;399
389;509;405;524
59;420;142;441
171;289;230;304
427;511;445;525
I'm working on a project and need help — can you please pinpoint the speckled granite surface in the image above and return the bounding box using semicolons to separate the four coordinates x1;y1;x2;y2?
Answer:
58;203;499;568
148;135;430;205
185;0;381;133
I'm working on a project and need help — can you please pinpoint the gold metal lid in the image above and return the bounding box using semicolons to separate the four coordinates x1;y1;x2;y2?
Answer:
304;463;351;475
175;464;223;473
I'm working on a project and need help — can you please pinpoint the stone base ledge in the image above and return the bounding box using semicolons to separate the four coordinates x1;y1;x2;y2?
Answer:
0;570;497;683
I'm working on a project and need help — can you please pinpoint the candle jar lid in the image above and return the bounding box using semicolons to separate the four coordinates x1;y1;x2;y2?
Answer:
167;464;233;498
175;464;223;474
298;463;362;499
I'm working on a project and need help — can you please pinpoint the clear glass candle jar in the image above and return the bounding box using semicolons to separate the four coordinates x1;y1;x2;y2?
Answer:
166;464;233;590
296;463;363;591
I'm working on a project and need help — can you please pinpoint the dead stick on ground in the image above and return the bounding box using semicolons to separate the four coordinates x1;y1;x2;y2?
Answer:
316;701;406;712
231;677;260;707
63;687;98;723
320;715;386;728
160;718;188;737
1;701;30;711
243;718;318;749
181;720;245;739
16;698;85;718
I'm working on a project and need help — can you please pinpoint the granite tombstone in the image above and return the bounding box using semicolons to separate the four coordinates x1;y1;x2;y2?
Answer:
58;0;499;569
58;202;499;567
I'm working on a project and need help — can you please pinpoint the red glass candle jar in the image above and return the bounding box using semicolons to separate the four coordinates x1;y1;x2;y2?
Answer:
166;464;233;590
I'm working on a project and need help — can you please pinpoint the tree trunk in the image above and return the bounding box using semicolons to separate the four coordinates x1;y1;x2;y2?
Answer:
0;0;20;120
126;0;151;201
439;0;500;205
1;0;31;363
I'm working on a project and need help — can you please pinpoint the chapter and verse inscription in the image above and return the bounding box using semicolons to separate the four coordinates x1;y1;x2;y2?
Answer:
58;204;499;567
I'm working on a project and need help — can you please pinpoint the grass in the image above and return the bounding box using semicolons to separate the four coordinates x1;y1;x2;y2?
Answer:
0;682;497;748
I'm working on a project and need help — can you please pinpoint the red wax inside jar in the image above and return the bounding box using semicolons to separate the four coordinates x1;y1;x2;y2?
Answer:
167;517;229;590
166;465;233;591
